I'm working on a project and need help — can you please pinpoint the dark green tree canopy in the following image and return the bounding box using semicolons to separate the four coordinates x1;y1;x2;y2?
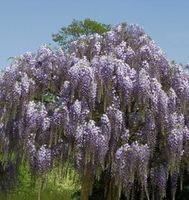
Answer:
52;18;111;49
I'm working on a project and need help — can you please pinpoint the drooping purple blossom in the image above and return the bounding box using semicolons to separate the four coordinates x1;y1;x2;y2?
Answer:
150;165;168;199
113;142;150;195
25;101;50;131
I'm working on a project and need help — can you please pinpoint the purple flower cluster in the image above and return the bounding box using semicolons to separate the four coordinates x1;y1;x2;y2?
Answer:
150;165;168;199
26;101;50;131
26;137;51;175
113;142;150;195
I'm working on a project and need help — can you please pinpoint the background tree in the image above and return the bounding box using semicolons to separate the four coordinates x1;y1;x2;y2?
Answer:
52;18;111;50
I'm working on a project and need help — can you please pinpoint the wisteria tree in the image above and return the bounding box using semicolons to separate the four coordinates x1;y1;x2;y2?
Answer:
0;22;189;200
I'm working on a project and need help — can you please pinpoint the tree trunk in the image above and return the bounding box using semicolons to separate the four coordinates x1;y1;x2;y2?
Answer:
80;166;92;200
80;175;91;200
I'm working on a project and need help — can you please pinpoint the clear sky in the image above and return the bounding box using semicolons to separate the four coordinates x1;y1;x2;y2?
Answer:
0;0;189;69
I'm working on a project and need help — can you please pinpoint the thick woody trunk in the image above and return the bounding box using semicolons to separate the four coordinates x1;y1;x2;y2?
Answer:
80;175;91;200
106;179;120;200
80;165;92;200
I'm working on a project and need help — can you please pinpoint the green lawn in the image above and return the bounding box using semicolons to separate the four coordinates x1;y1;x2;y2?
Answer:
0;165;80;200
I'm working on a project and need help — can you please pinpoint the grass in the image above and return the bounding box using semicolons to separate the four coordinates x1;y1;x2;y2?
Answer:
0;189;73;200
0;164;80;200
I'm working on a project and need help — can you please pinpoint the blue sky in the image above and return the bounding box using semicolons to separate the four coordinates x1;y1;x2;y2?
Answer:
0;0;189;69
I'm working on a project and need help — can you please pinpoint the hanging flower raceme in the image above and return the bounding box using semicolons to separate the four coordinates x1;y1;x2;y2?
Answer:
112;142;150;199
150;165;168;199
68;57;95;101
25;101;50;132
75;120;108;171
167;128;184;171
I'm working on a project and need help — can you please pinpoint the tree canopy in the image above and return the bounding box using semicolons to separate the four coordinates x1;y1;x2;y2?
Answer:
1;22;189;200
52;18;111;49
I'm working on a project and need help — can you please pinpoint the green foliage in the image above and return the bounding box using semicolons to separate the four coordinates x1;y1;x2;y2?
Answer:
52;18;111;49
43;91;60;104
0;164;80;200
171;60;177;65
17;163;32;194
